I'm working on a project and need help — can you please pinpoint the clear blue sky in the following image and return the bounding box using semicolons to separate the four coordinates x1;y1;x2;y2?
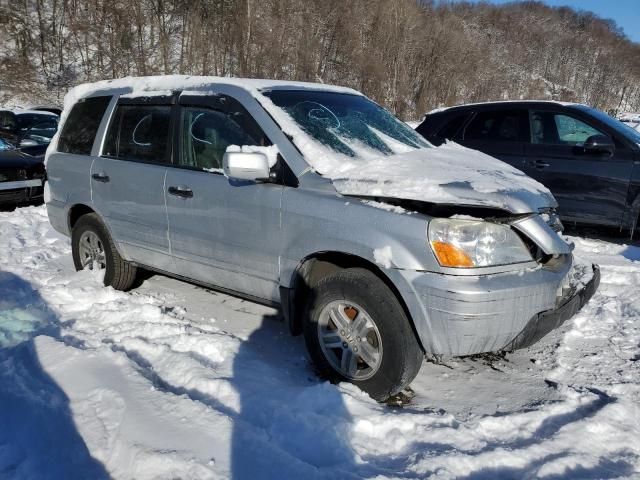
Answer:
456;0;640;43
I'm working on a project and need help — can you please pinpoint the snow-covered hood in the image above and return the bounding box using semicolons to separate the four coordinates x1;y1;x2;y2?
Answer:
330;143;557;214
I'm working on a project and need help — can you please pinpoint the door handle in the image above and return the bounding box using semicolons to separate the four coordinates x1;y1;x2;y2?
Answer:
530;160;550;169
91;172;110;182
168;185;193;198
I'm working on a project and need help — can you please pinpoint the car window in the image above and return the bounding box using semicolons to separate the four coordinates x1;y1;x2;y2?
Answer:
463;110;524;142
179;106;270;171
16;114;57;131
104;104;171;163
438;113;470;140
0;111;17;131
21;119;58;145
530;111;605;146
265;90;428;159
58;96;111;155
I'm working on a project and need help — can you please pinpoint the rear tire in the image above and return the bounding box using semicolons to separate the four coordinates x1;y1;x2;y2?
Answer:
303;268;423;401
71;213;137;291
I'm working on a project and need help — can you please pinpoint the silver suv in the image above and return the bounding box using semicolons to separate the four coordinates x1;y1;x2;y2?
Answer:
46;76;599;400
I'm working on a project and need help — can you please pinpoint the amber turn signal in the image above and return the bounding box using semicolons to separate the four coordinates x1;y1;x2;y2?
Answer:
430;241;474;268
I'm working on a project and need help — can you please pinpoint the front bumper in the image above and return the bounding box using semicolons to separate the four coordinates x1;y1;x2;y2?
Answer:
394;256;599;356
503;264;600;351
0;179;44;205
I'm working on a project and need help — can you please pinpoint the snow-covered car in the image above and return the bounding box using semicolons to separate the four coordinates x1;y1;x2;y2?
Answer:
45;76;599;400
0;137;46;207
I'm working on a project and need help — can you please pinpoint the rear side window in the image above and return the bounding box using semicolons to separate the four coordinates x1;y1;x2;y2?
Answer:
438;113;470;139
103;105;171;163
58;96;111;154
464;110;525;142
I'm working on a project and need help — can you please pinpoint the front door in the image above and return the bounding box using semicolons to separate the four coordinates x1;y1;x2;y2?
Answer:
523;110;634;226
165;97;283;301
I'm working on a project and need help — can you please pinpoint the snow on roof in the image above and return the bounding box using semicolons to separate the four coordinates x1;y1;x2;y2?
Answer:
13;109;59;116
427;99;586;115
66;75;360;107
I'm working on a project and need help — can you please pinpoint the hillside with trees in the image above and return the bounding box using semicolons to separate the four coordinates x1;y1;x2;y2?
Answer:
1;0;639;119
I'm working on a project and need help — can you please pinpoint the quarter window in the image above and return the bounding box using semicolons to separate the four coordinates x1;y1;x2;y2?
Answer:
103;105;171;162
58;96;111;154
179;106;270;171
464;110;524;142
530;111;604;145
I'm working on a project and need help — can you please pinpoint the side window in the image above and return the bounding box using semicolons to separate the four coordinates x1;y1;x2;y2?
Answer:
0;111;17;131
464;110;524;142
530;111;605;146
58;96;111;155
179;105;270;171
103;105;171;163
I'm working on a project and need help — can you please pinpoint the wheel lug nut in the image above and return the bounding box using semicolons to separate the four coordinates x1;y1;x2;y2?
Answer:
342;342;348;348
357;337;361;342
353;346;359;352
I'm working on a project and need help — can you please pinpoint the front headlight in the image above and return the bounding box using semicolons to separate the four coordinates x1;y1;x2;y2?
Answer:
428;218;532;268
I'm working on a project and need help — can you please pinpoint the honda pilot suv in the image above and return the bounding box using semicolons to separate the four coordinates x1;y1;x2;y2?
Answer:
46;77;599;400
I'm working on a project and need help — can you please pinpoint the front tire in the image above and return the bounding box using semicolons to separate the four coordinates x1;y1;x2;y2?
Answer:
71;213;137;291
303;268;423;401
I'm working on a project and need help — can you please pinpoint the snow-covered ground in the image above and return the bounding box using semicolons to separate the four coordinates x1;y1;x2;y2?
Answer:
1;206;639;479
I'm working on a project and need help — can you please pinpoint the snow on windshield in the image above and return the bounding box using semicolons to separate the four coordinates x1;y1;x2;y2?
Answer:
264;90;429;170
257;89;553;209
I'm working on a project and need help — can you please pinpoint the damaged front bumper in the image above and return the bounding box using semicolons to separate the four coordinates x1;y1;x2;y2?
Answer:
395;256;600;356
502;263;600;351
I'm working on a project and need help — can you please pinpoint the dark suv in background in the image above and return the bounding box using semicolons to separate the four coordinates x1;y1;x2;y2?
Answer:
417;101;640;234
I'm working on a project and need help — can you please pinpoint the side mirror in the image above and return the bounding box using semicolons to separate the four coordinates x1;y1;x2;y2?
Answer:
584;134;614;156
223;151;270;181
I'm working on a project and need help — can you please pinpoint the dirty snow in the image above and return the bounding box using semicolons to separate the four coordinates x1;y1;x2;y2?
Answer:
1;206;639;479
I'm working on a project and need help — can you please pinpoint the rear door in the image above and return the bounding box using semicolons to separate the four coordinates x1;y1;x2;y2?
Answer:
165;94;283;301
457;108;529;170
91;97;174;270
523;109;634;226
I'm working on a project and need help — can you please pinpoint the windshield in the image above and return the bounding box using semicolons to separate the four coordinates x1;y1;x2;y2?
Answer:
16;114;58;145
264;90;429;159
573;105;640;144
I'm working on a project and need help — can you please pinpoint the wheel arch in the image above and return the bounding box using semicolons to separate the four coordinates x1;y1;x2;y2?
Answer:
67;203;96;232
281;251;423;351
67;203;130;261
